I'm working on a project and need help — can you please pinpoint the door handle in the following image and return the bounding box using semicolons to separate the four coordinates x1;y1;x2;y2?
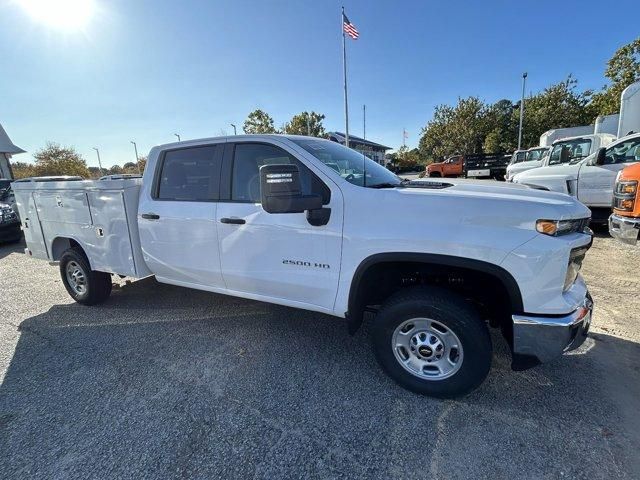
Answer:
220;217;246;225
141;213;160;220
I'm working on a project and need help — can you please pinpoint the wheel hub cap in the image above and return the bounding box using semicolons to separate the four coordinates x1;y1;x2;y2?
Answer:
392;318;464;380
66;261;87;295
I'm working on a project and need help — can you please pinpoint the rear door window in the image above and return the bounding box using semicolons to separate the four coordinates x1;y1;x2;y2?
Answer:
156;145;222;201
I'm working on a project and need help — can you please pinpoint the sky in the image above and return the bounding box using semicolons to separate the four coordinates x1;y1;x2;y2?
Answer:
0;0;638;168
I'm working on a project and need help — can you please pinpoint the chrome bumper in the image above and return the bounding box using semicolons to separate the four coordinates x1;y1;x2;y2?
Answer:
609;214;640;245
511;293;593;370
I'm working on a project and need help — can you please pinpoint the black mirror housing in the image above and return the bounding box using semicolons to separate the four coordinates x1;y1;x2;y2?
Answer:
260;164;322;214
595;147;607;166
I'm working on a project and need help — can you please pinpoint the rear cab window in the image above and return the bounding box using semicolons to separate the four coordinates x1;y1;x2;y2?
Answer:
154;144;223;201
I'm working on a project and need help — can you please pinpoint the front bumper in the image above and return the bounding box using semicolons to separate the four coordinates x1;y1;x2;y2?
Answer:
511;292;593;370
609;213;640;245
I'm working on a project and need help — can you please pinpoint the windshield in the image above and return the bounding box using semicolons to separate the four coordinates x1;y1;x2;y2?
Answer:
509;151;527;165
526;148;548;162
548;139;592;166
290;138;401;188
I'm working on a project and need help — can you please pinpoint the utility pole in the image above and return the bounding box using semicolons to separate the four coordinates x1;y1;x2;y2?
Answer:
92;147;104;176
403;128;407;148
363;104;366;139
518;72;527;150
174;133;181;142
306;113;311;136
130;141;141;174
230;124;237;135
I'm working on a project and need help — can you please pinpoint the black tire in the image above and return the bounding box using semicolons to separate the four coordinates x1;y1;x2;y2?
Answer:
429;172;441;178
59;247;112;305
371;286;492;398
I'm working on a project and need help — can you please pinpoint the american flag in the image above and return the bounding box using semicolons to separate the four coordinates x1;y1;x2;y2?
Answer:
343;13;359;40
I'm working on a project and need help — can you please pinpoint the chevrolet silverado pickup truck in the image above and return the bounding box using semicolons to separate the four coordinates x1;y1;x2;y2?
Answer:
12;135;594;397
513;133;640;224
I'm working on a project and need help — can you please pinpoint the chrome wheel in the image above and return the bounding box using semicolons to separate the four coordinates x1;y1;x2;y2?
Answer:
391;318;464;380
65;260;87;295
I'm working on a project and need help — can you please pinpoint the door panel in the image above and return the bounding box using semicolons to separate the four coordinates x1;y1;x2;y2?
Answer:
577;138;640;206
138;144;225;288
217;203;342;309
217;141;343;311
576;163;628;207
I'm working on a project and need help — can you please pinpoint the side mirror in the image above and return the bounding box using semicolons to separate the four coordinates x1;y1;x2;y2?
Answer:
595;147;607;166
259;164;322;214
559;146;571;164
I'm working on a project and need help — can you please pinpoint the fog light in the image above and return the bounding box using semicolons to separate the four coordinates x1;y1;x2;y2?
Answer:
564;247;588;291
620;199;635;210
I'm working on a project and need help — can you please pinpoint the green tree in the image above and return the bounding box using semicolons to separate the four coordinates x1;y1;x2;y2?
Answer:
108;164;123;175
10;161;36;179
514;76;595;148
419;97;488;161
482;99;517;153
282;111;326;136
122;155;146;174
243;109;277;134
591;38;640;115
32;142;90;177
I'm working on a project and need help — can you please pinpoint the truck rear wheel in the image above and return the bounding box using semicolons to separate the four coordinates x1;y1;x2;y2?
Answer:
371;286;491;398
59;248;112;305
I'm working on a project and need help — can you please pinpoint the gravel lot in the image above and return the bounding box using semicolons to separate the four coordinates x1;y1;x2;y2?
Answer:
1;234;639;479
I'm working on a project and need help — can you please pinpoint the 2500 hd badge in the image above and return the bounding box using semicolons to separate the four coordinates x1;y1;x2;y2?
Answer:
283;259;331;269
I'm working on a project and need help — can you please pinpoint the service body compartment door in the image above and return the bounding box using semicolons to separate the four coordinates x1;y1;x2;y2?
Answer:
16;191;48;259
138;144;225;289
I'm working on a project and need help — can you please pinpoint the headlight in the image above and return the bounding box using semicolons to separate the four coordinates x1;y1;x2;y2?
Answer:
536;218;590;236
613;180;637;212
564;246;588;291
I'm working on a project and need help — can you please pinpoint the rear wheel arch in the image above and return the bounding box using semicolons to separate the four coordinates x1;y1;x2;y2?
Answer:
51;237;85;262
346;253;524;334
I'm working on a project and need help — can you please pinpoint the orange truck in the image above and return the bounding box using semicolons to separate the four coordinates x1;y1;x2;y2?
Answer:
426;154;510;180
609;163;640;244
426;155;464;177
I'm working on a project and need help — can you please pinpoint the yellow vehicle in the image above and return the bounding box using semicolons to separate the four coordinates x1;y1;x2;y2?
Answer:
609;163;640;244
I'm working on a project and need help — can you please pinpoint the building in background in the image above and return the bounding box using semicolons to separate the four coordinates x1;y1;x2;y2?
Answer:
0;123;25;179
327;132;391;165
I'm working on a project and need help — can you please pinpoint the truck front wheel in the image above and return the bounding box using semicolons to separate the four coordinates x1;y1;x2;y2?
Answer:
371;287;491;398
59;248;112;305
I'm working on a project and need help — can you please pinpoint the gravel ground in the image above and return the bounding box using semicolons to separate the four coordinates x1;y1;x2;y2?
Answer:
1;235;639;479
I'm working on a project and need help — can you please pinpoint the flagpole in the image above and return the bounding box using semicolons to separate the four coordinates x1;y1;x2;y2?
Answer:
341;6;349;148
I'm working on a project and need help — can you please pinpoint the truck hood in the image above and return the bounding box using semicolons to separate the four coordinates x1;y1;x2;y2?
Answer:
406;179;590;221
512;163;580;184
506;160;542;176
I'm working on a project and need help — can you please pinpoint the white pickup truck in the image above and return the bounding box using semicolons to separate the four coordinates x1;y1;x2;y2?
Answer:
506;134;616;181
13;135;594;397
513;133;640;223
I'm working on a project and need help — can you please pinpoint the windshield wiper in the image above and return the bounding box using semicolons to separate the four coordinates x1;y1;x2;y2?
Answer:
368;178;410;189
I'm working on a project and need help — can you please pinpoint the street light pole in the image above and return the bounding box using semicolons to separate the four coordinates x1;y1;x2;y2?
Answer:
130;141;141;174
93;147;104;176
174;133;181;141
230;124;237;135
518;72;527;150
363;104;366;140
